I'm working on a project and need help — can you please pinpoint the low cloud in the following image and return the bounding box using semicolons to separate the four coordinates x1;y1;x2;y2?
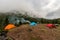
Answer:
0;0;60;19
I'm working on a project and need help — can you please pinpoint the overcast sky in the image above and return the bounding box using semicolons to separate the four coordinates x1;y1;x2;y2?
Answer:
0;0;60;19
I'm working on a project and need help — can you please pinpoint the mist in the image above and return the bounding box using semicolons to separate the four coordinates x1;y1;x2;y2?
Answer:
0;0;60;19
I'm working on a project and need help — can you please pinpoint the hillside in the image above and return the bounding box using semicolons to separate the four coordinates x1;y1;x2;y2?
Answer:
0;12;60;40
6;24;60;40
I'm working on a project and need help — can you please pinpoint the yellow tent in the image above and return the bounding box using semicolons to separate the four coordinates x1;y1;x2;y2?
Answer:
4;24;16;30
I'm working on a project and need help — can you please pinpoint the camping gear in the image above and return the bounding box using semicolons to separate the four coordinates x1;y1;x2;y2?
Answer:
8;16;20;25
4;24;16;30
46;24;56;28
30;22;37;26
55;24;59;26
20;18;30;24
20;18;26;23
8;16;30;26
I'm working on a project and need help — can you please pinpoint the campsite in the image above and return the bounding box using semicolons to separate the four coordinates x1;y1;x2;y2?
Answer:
0;0;60;40
0;13;60;40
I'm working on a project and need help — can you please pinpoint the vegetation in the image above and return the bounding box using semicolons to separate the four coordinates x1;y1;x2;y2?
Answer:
0;11;60;33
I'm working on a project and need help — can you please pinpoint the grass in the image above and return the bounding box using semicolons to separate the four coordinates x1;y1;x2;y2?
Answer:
1;24;60;40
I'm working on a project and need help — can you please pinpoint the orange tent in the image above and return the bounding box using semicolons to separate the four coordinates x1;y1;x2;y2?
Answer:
4;24;16;30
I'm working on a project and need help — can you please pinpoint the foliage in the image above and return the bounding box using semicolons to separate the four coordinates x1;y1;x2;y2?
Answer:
0;11;60;32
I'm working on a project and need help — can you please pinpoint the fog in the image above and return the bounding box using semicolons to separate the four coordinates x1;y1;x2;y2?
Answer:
0;0;60;19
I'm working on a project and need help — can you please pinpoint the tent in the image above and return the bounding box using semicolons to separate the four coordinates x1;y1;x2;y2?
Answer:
4;24;16;30
30;22;37;26
46;24;56;28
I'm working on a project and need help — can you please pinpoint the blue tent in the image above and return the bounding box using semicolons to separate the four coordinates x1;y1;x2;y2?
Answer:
30;22;37;26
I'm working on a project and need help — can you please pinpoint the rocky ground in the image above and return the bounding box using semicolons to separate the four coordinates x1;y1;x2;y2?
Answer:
0;24;60;40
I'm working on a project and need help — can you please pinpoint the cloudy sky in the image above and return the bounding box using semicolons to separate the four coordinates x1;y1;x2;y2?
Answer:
0;0;60;19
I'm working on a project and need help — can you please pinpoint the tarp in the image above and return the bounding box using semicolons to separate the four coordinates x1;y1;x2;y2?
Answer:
8;16;20;25
20;18;30;24
8;16;30;25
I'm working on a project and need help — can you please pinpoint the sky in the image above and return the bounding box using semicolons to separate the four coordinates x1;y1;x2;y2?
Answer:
0;0;60;19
